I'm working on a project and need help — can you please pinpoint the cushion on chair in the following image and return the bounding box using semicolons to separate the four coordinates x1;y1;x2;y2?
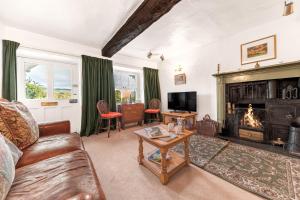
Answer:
101;112;122;119
144;109;160;114
16;133;84;168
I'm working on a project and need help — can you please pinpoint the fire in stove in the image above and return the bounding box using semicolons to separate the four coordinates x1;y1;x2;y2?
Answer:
240;104;263;129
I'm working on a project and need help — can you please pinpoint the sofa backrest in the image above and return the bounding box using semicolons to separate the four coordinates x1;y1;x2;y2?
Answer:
0;98;9;102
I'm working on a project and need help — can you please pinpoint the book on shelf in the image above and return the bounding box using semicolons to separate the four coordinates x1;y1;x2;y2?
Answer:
147;149;171;165
144;126;169;139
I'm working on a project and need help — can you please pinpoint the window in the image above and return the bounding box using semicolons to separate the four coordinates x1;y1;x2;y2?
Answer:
19;58;75;101
53;67;72;100
114;69;141;104
25;63;48;99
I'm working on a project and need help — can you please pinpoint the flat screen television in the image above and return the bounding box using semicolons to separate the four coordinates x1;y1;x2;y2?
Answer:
168;91;197;112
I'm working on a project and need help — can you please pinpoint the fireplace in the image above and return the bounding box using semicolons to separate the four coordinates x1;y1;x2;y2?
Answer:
214;62;300;152
237;104;265;142
222;77;300;144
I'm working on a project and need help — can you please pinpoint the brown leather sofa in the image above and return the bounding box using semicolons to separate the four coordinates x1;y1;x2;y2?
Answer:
6;120;106;200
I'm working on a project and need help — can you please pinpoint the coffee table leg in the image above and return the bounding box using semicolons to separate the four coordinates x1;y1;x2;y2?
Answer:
138;137;144;165
160;148;168;185
184;138;190;164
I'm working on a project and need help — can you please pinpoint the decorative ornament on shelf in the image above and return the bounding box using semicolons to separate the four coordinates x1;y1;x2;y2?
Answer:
283;0;294;16
217;64;221;74
255;62;260;68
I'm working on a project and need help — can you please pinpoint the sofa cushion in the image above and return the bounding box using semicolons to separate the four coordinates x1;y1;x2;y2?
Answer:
0;135;16;200
16;133;83;168
7;150;106;200
2;135;23;166
0;101;39;150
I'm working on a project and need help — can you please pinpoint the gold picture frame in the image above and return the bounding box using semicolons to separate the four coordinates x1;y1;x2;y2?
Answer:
241;35;277;65
175;73;186;85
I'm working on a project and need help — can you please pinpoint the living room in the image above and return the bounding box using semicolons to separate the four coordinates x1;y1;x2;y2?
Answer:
0;0;300;200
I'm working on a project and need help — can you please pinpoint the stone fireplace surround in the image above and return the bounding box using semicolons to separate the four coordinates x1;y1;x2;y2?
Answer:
213;61;300;144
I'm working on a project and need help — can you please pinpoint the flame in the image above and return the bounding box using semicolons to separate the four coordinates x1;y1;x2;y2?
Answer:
241;104;263;129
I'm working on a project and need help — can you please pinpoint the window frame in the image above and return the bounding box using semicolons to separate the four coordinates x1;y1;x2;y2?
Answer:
113;65;144;104
17;57;76;102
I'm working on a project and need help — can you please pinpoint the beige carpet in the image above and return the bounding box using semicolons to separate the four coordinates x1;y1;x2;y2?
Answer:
82;126;262;200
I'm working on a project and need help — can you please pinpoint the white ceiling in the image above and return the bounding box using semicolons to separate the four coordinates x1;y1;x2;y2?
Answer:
119;0;284;60
0;0;143;48
0;0;284;60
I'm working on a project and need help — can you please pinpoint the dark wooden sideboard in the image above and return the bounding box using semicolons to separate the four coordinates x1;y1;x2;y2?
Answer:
118;103;144;129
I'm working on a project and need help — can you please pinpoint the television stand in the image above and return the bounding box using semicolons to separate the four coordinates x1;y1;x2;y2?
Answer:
170;110;186;113
161;112;197;130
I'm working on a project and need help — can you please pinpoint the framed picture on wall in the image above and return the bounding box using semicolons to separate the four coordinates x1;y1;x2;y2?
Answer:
241;35;277;65
174;73;186;85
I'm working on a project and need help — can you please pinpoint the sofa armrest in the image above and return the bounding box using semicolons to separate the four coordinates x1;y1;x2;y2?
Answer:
38;120;71;137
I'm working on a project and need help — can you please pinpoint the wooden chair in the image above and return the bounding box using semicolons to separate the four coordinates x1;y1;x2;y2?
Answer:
96;100;122;137
144;99;161;123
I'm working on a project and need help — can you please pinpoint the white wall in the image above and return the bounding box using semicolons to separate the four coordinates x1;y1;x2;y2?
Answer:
1;26;157;67
0;24;157;131
0;26;157;96
113;53;157;69
159;13;300;121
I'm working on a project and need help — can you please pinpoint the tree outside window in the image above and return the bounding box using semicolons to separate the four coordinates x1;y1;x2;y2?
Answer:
114;70;138;104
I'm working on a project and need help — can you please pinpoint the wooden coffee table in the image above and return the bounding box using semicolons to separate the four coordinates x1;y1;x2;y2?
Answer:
134;126;193;185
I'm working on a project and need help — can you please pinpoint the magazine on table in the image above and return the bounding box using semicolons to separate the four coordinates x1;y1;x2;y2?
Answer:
144;126;170;139
147;149;171;165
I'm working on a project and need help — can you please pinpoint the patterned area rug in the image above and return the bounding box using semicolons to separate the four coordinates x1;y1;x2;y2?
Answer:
172;135;300;200
171;135;229;167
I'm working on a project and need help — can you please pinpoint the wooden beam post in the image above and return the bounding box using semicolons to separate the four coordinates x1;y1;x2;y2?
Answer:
102;0;181;58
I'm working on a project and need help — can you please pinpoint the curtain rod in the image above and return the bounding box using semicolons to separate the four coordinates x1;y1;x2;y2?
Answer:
19;45;82;58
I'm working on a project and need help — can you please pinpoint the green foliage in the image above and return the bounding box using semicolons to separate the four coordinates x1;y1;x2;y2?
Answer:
129;91;136;103
115;89;136;104
26;78;47;99
115;90;121;103
54;89;72;100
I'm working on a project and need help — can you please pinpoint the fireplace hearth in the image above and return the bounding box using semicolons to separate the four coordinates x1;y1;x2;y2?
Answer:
239;129;263;142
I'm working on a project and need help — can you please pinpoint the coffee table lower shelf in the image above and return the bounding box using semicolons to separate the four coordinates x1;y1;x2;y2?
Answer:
140;151;187;184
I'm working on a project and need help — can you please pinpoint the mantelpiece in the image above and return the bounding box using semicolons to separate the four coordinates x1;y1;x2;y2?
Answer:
213;61;300;130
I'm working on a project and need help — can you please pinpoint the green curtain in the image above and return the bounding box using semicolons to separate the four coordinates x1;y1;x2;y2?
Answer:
143;67;161;108
2;40;20;101
80;55;116;136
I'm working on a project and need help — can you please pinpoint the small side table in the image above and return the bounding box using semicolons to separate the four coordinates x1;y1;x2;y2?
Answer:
134;126;193;185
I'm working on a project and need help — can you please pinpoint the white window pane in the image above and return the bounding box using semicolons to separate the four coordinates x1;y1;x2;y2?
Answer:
25;63;47;99
53;67;72;100
114;70;138;103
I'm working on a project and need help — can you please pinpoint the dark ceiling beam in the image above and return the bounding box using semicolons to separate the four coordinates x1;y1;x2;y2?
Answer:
102;0;181;58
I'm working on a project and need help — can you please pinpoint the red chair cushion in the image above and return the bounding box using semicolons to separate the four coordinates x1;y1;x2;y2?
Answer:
101;112;122;119
145;109;160;114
